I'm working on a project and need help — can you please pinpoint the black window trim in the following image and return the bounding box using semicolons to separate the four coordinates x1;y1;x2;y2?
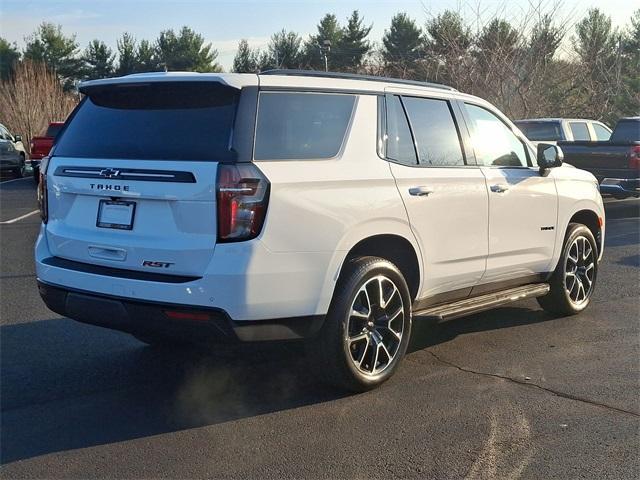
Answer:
379;93;475;168
252;89;359;162
461;101;534;169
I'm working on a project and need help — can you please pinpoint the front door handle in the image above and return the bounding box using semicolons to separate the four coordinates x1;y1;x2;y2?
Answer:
490;184;509;193
409;186;434;197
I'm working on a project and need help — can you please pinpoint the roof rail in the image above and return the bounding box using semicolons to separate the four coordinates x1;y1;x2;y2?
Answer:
259;69;457;92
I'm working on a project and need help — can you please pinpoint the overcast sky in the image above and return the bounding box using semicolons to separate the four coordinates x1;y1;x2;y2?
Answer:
1;0;636;70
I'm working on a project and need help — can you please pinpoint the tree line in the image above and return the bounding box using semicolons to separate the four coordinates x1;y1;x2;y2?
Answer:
0;6;638;131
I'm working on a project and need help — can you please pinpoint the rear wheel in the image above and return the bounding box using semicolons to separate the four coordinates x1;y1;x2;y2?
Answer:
537;223;598;315
33;165;40;184
310;256;412;392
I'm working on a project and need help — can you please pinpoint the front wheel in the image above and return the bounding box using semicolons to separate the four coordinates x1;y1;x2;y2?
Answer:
537;223;598;316
310;256;412;392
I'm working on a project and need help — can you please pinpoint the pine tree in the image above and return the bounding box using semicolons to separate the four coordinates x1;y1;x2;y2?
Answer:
0;38;20;80
23;22;84;89
381;13;423;77
155;26;221;72
303;14;343;70
336;11;372;71
267;30;302;69
83;40;115;80
116;32;137;76
136;39;160;72
233;39;258;73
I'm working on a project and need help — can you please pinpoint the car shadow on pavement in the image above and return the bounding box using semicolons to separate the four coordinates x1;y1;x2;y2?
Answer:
0;317;346;464
409;305;555;353
0;305;558;464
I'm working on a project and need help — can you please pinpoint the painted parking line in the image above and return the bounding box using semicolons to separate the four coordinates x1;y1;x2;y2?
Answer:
0;210;39;224
0;176;31;185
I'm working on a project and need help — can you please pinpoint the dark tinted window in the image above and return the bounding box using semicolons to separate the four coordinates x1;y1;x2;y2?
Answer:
54;82;238;161
569;122;590;141
402;96;464;166
385;95;417;165
592;123;611;141
611;120;640;142
515;121;563;141
46;124;63;138
254;92;355;160
465;103;528;167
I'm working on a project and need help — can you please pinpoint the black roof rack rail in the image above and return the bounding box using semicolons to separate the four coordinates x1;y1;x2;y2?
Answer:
259;69;457;92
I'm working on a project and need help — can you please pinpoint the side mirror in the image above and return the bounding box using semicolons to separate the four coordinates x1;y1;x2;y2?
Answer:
537;143;563;170
14;135;22;142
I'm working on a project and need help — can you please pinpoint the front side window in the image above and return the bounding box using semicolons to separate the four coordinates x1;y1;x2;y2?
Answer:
569;122;591;141
254;92;355;160
385;95;417;165
465;103;529;167
592;123;611;141
402;96;464;166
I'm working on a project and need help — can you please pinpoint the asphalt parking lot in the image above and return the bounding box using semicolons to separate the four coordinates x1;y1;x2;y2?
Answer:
1;176;638;479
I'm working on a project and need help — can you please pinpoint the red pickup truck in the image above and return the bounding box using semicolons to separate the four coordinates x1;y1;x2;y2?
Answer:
30;122;64;182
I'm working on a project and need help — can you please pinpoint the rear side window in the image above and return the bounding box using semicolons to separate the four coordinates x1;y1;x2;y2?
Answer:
385;95;417;165
54;82;238;161
569;122;591;141
254;92;355;160
402;96;464;166
515;121;563;141
592;123;611;141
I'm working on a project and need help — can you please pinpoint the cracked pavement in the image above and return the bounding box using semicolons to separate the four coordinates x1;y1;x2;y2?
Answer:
1;179;639;479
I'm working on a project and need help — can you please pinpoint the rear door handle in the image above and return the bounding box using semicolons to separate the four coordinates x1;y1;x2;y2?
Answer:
409;186;434;197
490;184;509;193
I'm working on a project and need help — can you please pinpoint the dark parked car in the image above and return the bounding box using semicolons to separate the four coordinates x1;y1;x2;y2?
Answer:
556;117;639;199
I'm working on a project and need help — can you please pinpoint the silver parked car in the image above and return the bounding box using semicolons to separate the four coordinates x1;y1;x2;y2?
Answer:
0;123;28;178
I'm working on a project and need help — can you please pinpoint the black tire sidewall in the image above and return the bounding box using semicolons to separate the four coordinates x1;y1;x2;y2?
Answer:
557;224;598;313
331;257;412;389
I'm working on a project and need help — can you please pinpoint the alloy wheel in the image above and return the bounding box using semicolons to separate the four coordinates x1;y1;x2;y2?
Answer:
346;275;405;376
564;235;595;305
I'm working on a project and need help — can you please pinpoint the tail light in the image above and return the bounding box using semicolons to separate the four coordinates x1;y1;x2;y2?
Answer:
629;145;640;169
216;163;269;242
37;157;49;223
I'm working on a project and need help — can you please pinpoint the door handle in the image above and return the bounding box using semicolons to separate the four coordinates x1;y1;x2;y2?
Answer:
490;184;509;193
409;186;434;197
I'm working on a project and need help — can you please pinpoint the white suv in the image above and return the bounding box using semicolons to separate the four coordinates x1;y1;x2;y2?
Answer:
36;71;605;391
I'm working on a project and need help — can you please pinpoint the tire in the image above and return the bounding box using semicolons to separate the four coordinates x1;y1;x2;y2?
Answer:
537;223;598;316
310;256;412;392
33;166;40;184
13;155;26;178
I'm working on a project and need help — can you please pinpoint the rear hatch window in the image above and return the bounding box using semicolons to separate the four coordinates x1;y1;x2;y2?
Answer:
55;82;238;161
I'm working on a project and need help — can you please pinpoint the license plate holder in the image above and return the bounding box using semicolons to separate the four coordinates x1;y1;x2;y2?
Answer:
96;200;136;230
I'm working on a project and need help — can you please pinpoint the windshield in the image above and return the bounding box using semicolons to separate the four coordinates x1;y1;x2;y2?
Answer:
55;82;238;161
515;121;564;141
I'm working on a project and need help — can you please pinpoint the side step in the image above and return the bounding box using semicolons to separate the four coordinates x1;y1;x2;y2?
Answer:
414;283;550;321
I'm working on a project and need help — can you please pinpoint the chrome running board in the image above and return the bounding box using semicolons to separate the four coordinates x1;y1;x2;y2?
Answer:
413;283;550;321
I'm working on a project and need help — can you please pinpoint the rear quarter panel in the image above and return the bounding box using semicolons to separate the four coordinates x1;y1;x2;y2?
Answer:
254;94;421;315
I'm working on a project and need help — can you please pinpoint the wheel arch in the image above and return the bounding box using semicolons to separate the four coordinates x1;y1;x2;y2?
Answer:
340;234;421;301
568;209;602;257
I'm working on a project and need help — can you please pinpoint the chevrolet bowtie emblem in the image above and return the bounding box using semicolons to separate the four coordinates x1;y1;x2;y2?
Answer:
99;168;121;178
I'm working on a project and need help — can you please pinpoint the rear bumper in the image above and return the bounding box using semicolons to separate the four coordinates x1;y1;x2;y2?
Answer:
600;177;640;198
37;280;324;342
